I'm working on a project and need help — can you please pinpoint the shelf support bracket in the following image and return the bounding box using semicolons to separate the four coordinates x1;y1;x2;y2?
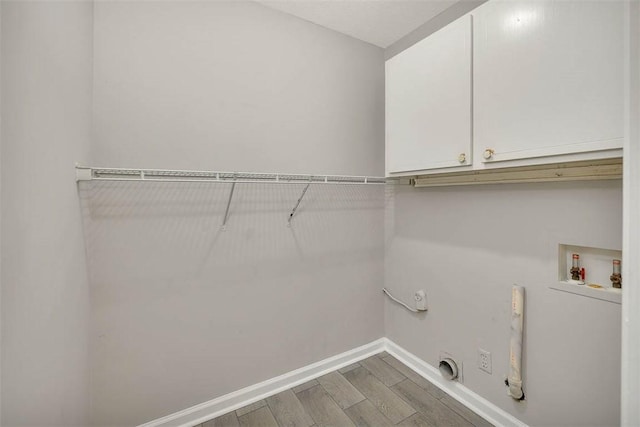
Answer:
288;180;312;226
75;165;93;182
222;180;236;230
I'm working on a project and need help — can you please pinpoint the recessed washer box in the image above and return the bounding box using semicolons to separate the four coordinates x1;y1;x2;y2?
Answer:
551;243;622;304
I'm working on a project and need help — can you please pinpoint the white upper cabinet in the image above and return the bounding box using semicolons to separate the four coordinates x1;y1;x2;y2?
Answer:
473;1;624;165
386;15;472;176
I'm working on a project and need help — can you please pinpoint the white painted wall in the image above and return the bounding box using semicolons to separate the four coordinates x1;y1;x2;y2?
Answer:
0;1;93;425
384;0;486;60
93;1;384;176
622;0;640;424
89;2;385;425
0;2;3;422
384;181;622;426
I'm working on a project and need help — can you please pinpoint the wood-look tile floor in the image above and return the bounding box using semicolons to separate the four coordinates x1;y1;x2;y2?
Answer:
197;352;493;427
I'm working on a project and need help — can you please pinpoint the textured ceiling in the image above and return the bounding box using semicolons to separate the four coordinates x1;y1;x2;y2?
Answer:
255;0;459;48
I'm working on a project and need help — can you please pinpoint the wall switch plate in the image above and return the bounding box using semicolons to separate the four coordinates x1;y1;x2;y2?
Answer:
478;348;492;374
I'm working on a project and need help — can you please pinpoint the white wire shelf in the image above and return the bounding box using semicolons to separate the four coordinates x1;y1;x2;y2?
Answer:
75;166;388;185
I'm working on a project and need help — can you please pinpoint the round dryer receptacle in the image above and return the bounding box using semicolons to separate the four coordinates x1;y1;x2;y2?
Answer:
439;358;459;381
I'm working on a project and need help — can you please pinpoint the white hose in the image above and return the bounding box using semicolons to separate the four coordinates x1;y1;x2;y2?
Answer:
508;285;525;400
382;288;419;313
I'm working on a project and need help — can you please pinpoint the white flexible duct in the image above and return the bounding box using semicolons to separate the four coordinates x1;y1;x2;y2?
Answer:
508;285;525;400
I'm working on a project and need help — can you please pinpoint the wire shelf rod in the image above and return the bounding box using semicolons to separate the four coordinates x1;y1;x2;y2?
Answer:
75;166;389;185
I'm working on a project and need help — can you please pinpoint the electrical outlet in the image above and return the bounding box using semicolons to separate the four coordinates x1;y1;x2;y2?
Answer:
478;349;492;374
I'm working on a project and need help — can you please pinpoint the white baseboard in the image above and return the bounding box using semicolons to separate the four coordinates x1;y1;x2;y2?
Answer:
383;338;527;427
138;338;386;427
140;338;526;427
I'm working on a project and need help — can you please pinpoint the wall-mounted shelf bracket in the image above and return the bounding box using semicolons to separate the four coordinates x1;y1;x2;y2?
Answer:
288;179;312;226
222;180;236;231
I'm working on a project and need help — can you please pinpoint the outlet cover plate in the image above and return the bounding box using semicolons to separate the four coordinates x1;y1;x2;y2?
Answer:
478;348;492;374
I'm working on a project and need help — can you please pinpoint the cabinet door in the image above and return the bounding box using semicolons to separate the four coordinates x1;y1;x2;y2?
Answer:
386;15;472;175
474;1;624;164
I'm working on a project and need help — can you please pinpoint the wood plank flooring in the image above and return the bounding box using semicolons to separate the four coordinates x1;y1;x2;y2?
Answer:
196;353;493;427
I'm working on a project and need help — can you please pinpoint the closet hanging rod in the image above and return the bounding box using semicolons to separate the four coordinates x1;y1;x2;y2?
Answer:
75;166;389;185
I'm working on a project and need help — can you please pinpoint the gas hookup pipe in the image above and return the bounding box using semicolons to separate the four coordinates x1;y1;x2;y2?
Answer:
507;285;525;400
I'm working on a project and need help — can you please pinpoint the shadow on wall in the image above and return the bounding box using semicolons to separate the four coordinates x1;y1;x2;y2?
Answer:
79;181;386;426
383;180;623;427
79;181;385;285
389;180;623;259
80;182;384;298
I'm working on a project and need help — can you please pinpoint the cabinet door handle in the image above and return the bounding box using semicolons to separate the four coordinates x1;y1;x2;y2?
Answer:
483;149;495;160
458;153;467;164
